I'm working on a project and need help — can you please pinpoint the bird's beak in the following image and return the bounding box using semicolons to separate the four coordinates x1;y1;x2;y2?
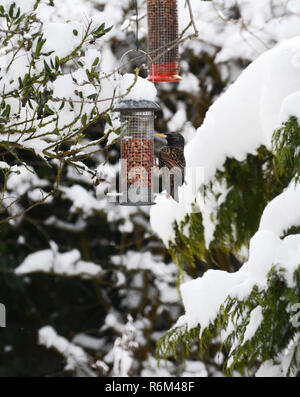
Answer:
155;133;167;138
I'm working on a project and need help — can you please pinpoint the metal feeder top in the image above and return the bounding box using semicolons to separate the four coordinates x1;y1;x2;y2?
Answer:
114;99;160;112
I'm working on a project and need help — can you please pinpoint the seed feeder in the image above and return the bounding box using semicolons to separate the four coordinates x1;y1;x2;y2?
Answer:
114;99;160;206
147;0;181;83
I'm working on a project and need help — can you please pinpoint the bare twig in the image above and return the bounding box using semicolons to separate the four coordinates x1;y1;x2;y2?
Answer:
186;0;199;36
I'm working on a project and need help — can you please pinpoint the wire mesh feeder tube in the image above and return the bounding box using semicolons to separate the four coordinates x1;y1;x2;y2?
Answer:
114;100;160;206
147;0;181;83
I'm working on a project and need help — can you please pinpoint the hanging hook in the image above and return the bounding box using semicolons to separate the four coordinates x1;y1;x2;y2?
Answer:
117;48;155;99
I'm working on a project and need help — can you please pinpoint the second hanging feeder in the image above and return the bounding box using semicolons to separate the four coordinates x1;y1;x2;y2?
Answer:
114;99;160;206
147;0;181;83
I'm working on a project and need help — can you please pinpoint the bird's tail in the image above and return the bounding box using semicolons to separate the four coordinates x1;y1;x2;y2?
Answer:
170;176;179;202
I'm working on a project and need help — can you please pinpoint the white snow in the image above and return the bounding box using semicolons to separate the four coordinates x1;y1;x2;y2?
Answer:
39;326;89;372
42;22;83;60
6;166;48;196
279;90;300;125
72;334;105;352
112;315;138;377
180;269;243;331
112;250;179;304
44;216;86;232
60;184;105;216
167;104;186;132
106;132;119;146
150;194;187;246
259;183;300;237
0;162;19;172
243;306;263;344
255;360;283;377
177;73;199;95
27;188;52;203
119;73;157;102
15;241;102;278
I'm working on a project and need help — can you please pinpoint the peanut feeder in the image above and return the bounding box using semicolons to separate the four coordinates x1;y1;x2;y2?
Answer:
147;0;181;83
114;99;160;206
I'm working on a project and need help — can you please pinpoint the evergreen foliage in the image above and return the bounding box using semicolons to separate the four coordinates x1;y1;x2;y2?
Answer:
158;118;300;377
273;116;300;184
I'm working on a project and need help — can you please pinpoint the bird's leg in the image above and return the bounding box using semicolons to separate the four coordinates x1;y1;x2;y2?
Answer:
155;157;160;170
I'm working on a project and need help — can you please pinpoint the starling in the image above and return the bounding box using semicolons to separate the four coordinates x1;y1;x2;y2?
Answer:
155;132;185;201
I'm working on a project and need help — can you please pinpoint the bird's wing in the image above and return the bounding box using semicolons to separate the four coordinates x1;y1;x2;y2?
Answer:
159;146;186;171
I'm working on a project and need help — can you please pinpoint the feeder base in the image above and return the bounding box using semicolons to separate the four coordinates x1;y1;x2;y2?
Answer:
148;62;181;83
120;202;156;206
148;74;182;83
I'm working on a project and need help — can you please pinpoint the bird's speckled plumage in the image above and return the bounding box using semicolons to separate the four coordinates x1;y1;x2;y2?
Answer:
158;132;185;201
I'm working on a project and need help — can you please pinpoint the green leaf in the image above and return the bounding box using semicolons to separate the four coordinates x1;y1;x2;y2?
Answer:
2;104;11;118
55;56;60;70
9;3;15;18
92;23;112;39
81;114;87;126
85;69;92;81
92;57;100;67
35;37;46;58
59;101;65;111
105;113;112;127
43;60;52;75
87;93;97;100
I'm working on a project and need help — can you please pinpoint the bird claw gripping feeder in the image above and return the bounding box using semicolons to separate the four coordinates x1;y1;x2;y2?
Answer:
114;99;160;206
147;0;181;83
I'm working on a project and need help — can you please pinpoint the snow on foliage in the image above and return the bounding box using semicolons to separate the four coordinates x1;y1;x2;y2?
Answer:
179;0;300;63
167;209;300;374
259;183;300;238
112;250;179;304
38;325;95;375
112;315;138;377
152;11;300;376
151;35;300;248
255;334;300;377
0;0;157;227
242;306;263;344
15;241;102;277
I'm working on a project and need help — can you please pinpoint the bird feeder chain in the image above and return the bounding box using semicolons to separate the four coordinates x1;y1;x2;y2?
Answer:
135;0;139;50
